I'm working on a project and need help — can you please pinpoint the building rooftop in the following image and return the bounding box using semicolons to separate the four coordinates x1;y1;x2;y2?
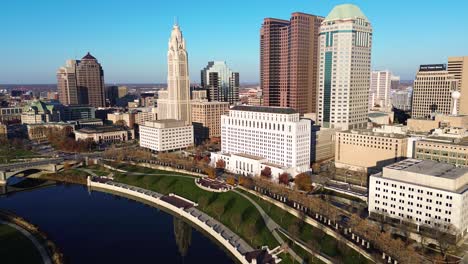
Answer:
419;136;468;146
230;105;297;114
142;119;188;128
76;118;103;123
82;52;97;60
386;159;466;180
324;4;368;22
76;125;128;134
234;153;266;161
339;129;407;139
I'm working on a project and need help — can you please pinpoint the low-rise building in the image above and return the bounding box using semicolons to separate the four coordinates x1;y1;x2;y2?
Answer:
75;118;104;128
74;126;134;144
60;105;95;121
368;111;394;126
191;100;229;139
135;108;158;125
0;107;22;123
407;114;468;133
310;126;338;163
414;127;468;167
210;152;291;180
335;128;409;173
21;100;60;124
26;123;74;140
107;112;135;128
369;159;468;236
139;120;193;152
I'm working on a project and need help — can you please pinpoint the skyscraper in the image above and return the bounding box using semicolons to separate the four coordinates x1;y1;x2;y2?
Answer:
260;13;323;114
369;70;392;109
448;56;468;115
317;4;372;130
57;53;105;107
157;23;191;125
200;61;239;104
411;64;458;119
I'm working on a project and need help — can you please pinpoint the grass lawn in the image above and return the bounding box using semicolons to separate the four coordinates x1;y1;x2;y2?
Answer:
113;171;290;261
278;232;326;264
238;189;371;264
0;224;43;264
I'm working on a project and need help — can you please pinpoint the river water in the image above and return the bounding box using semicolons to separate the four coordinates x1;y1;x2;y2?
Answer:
0;179;235;264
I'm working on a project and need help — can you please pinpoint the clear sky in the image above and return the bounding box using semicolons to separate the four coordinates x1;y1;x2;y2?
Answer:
1;0;467;84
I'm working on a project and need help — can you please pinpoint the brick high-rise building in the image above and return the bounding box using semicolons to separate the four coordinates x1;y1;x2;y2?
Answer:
57;53;105;107
260;13;323;114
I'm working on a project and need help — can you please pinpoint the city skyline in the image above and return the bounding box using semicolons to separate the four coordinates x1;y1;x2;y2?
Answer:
2;0;468;84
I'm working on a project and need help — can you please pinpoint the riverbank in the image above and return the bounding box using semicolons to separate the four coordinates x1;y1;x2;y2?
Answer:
0;210;63;264
0;222;43;264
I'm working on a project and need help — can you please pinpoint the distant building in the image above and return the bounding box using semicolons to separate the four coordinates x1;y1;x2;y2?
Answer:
392;89;412;111
390;75;400;90
21;100;60;124
335;128;409;173
217;105;311;174
407;114;468;133
411;64;458;119
448;56;468;115
369;70;392;109
191;89;208;101
139;120;193;152
260;12;323;114
317;4;372;130
134;108;158;125
310;126;338;163
0;124;7;140
191;100;229;139
368;111;394;126
75;126;134;144
157;23;191;125
60;105;95;121
26;123;74;141
0;107;22;123
107;112;135;128
201;61;239;104
57;53;106;108
369;159;468;236
75;118;103;128
414;127;468;167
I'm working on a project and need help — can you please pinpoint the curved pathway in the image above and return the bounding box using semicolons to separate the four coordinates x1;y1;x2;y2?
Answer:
0;220;52;264
233;190;306;264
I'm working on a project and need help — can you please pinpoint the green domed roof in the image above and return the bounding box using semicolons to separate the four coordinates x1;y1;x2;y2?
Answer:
324;4;368;22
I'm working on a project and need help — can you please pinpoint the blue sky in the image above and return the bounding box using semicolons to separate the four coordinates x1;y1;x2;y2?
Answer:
1;0;467;84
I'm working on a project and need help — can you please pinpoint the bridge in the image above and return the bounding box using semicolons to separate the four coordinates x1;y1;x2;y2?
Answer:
0;158;64;184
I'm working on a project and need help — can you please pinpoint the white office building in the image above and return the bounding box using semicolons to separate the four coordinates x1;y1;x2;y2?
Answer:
217;105;311;174
139;120;193;152
369;159;468;236
369;70;392;109
317;4;372;130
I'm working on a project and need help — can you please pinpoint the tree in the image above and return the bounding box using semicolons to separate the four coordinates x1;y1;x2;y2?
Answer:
230;213;242;232
212;202;225;219
205;167;216;179
260;166;272;179
114;120;127;127
198;196;209;210
226;176;236;186
311;163;321;174
239;176;253;189
215;159;226;169
294;173;312;192
433;223;458;262
278;172;289;185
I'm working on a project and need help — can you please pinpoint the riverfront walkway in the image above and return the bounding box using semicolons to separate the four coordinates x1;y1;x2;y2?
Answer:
0;220;52;264
88;177;256;263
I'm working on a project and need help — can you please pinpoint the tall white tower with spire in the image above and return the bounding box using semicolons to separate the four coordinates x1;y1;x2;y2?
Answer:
157;23;192;125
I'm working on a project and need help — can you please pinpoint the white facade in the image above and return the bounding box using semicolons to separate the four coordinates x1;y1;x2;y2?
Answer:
219;105;311;174
157;24;192;125
369;159;468;235
139;120;193;152
210;152;291;181
317;4;372;130
369;70;392;109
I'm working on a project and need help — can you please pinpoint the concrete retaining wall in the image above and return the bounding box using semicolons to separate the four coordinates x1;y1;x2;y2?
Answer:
88;178;252;264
